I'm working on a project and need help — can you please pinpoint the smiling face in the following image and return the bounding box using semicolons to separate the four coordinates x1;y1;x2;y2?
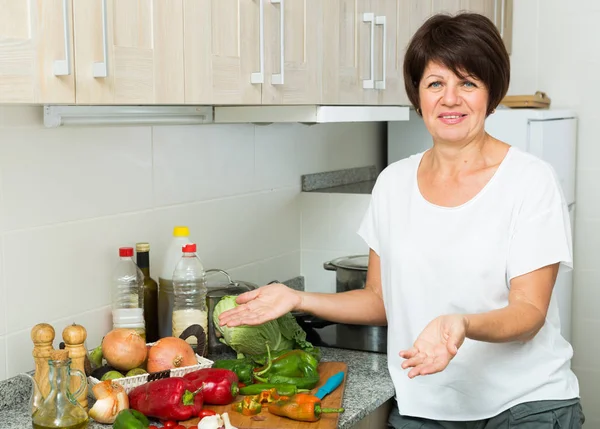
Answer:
418;61;490;145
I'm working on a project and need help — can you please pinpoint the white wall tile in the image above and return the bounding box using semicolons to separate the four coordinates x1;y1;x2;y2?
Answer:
570;318;600;370
0;236;5;336
6;329;33;377
301;193;331;250
152;124;256;207
573;218;600;271
505;0;539;95
0;106;43;128
572;270;600;321
254;124;300;191
4;211;154;333
254;251;301;286
575;170;600;218
328;194;371;253
0;336;6;380
0;126;153;231
51;306;112;352
301;250;347;294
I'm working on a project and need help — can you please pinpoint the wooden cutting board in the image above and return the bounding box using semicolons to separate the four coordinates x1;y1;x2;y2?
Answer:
181;361;348;429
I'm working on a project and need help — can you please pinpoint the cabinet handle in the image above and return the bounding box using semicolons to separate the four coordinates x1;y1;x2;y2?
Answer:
53;0;71;76
362;13;374;90
375;16;386;90
271;0;284;85
92;0;108;78
500;0;505;38
250;0;264;84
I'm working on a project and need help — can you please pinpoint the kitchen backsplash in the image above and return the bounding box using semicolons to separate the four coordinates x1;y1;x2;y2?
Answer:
0;106;385;380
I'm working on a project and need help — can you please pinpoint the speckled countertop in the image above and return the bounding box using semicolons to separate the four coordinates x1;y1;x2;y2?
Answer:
0;347;394;429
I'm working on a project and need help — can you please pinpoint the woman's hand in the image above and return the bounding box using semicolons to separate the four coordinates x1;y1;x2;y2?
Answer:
399;314;468;378
217;283;303;327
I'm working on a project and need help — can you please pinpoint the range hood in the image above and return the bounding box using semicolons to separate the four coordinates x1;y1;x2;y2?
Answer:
43;105;409;128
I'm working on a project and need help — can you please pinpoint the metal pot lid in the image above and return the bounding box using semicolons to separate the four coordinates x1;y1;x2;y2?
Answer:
205;268;258;294
326;255;369;271
207;285;252;299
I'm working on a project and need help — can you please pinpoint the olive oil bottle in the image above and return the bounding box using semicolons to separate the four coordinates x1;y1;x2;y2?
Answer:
136;243;159;343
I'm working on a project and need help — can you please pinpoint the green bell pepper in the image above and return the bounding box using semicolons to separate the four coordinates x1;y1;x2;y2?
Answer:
212;358;256;384
253;347;320;389
239;383;310;396
112;409;149;429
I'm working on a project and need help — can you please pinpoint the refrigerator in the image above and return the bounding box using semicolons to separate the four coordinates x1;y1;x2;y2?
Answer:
387;108;578;342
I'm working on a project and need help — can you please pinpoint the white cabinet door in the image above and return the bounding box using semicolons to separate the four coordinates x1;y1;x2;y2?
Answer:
261;0;320;104
183;0;262;105
0;0;75;103
74;0;185;104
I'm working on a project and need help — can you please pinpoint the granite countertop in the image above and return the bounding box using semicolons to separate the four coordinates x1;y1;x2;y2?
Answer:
0;347;394;429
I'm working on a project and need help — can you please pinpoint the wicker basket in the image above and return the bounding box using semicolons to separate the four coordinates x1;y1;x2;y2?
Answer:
88;354;214;394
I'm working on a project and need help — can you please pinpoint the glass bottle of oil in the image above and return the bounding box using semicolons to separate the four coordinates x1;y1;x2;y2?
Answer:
32;349;88;429
136;242;159;342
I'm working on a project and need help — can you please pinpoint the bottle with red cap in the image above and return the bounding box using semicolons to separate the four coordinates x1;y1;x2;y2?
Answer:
172;243;207;354
111;247;145;338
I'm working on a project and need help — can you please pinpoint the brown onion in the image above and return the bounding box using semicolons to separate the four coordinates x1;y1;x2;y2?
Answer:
101;328;147;372
147;337;197;373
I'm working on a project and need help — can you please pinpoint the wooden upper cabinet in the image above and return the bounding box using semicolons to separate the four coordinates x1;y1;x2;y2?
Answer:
0;0;75;103
321;0;380;105
374;0;410;106
183;0;261;105
495;0;513;54
261;0;320;105
73;0;185;104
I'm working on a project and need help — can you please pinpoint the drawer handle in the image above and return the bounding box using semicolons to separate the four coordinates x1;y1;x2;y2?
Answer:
53;0;71;76
363;13;374;90
250;0;265;84
271;0;284;85
92;0;108;78
375;16;386;90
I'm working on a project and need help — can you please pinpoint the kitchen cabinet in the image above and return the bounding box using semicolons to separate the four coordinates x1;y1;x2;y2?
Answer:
495;0;513;54
73;0;185;104
321;0;409;106
183;0;261;105
349;399;393;429
0;0;75;103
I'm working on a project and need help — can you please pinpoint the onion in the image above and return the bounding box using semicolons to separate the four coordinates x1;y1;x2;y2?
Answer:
147;337;197;373
89;380;129;423
101;328;147;371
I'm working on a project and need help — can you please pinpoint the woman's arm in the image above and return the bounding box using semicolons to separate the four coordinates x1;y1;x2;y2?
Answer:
218;249;386;327
465;263;559;342
297;249;387;326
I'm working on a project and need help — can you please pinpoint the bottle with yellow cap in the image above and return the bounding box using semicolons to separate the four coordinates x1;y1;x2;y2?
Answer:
158;226;192;339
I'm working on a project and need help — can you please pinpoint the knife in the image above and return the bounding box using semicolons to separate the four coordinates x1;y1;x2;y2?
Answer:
315;371;345;400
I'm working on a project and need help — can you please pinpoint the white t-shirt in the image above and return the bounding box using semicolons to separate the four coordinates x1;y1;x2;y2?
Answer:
357;146;579;421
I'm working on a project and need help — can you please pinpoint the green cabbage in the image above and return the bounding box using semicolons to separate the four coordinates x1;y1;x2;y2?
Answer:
212;295;314;357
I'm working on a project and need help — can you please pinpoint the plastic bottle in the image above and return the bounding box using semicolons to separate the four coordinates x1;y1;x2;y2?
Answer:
172;243;207;353
158;226;192;339
111;247;145;339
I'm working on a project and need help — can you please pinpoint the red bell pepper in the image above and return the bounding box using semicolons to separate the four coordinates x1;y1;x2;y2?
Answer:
183;368;239;405
128;377;203;421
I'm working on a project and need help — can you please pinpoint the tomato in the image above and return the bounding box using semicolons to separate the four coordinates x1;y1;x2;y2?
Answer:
198;409;217;420
174;425;187;429
163;421;178;428
148;426;158;429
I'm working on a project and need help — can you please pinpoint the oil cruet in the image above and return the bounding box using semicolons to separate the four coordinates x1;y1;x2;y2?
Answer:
31;349;89;429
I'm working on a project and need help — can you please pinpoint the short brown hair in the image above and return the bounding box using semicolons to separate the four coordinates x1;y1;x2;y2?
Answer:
403;13;510;116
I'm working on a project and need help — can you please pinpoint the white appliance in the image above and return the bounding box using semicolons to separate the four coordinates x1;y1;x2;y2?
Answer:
387;108;578;342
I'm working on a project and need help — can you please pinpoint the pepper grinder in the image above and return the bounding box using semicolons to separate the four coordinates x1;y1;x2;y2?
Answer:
62;323;88;410
31;323;55;401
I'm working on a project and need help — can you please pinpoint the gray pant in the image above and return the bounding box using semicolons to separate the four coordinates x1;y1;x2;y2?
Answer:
388;399;584;429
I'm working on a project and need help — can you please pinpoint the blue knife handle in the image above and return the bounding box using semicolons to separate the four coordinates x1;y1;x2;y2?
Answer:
315;371;345;399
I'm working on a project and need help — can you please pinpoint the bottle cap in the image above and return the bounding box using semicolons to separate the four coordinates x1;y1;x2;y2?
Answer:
135;242;150;252
119;247;134;257
173;226;190;237
182;243;197;253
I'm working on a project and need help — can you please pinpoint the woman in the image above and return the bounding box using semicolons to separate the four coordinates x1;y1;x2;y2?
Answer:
218;12;584;428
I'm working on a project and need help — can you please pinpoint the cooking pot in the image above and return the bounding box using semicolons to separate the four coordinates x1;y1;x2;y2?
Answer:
205;269;260;355
324;255;369;293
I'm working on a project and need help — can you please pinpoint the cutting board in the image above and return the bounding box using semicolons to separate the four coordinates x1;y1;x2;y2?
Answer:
181;361;348;429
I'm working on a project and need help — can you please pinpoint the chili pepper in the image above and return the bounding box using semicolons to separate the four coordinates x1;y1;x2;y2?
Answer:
264;373;320;390
239;383;310;396
250;347;322;366
253;347;320;389
183;368;239;405
197;409;217;420
212;358;256;385
112;409;149;429
267;393;344;422
231;395;262;416
128;377;203;421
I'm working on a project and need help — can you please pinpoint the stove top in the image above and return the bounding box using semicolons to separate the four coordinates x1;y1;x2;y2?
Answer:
295;314;387;354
